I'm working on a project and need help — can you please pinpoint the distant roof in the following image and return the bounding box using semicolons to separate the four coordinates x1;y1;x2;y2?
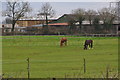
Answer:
48;23;68;26
15;27;26;28
32;24;43;27
48;14;71;24
18;17;58;21
18;19;56;21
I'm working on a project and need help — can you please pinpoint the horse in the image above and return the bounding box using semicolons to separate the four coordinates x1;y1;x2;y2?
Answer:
84;40;93;50
60;37;67;47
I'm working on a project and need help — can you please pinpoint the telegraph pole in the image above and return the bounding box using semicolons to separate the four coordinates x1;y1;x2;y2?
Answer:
117;1;120;35
109;1;120;35
116;1;120;35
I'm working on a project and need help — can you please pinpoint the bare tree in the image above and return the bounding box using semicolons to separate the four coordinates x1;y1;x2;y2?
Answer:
85;9;97;33
98;7;117;33
93;15;101;34
37;2;55;34
72;8;85;34
5;17;12;24
85;9;97;26
67;15;76;34
4;0;31;32
109;8;117;23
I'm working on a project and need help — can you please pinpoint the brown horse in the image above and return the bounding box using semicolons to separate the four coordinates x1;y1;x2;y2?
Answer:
60;37;67;47
84;40;93;50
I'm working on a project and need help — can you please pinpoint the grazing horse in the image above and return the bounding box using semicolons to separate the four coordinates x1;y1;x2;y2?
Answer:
60;37;67;47
84;40;93;50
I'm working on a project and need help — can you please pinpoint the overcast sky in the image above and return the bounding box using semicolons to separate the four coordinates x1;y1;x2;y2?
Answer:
1;0;118;19
29;2;111;18
2;2;114;18
1;0;118;2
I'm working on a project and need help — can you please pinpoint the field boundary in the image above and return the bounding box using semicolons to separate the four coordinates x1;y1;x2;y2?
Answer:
1;34;120;37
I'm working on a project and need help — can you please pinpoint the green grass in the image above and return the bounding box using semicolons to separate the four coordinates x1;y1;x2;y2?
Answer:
2;36;118;78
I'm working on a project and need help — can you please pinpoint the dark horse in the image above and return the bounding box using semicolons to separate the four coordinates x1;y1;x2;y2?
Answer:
60;37;67;47
84;40;93;50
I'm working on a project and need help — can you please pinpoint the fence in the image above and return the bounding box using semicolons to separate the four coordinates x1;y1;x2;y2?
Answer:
2;32;120;37
76;34;119;37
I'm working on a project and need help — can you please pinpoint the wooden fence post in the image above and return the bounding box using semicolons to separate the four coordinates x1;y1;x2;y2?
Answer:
53;78;56;80
83;58;86;73
27;58;30;80
106;65;109;79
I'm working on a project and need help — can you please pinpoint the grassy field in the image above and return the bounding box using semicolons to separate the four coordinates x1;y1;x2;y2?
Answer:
2;36;118;78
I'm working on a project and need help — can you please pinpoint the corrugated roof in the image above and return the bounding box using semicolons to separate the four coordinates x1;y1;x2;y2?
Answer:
32;24;43;27
48;14;70;24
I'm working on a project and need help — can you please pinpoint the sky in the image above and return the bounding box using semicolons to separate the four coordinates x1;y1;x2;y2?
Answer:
29;2;111;18
1;0;118;2
2;2;113;18
1;0;118;19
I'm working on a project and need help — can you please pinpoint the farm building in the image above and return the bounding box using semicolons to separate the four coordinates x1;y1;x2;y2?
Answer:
16;18;56;27
47;14;119;35
2;14;120;35
2;18;57;35
2;24;27;35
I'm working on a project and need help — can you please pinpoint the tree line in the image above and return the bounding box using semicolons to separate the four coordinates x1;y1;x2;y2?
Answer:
3;0;118;35
67;7;117;34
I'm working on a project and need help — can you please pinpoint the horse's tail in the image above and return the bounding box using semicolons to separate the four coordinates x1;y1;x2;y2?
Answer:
90;40;93;48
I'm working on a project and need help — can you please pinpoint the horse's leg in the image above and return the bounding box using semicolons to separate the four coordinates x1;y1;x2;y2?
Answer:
84;45;87;50
86;45;88;50
60;42;63;47
87;44;90;49
91;41;93;49
65;41;67;46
